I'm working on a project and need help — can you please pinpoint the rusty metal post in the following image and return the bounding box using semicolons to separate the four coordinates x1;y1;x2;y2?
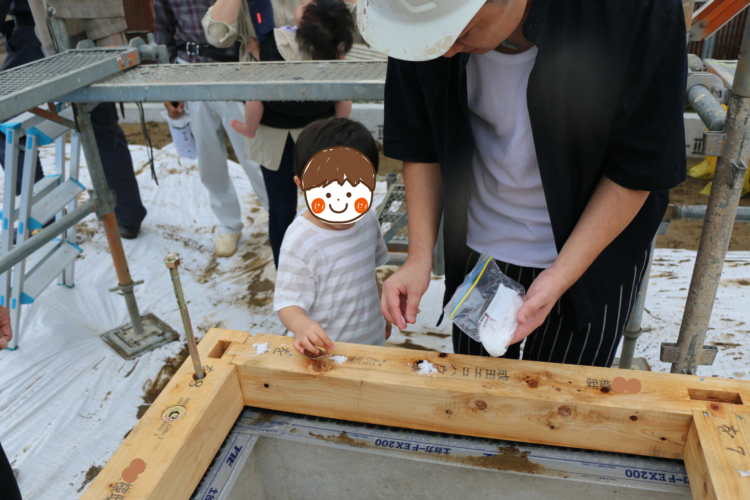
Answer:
73;103;146;337
165;254;205;380
670;22;750;375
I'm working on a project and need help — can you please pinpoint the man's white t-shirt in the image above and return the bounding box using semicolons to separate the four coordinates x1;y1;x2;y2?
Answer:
466;47;558;269
274;210;390;346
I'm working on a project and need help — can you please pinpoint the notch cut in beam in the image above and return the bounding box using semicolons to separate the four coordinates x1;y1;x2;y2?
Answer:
684;404;750;499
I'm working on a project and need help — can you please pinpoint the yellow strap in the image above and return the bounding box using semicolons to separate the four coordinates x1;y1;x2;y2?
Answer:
449;256;493;319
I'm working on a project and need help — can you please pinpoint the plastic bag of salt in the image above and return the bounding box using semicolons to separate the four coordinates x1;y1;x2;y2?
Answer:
444;251;525;357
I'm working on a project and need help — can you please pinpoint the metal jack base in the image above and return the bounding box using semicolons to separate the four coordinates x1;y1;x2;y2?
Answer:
614;357;651;371
100;313;179;360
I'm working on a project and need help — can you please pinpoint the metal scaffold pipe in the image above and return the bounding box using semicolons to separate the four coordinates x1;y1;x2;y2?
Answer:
670;22;750;375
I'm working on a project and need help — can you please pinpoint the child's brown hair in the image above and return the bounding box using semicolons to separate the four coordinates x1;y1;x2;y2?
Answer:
294;118;379;191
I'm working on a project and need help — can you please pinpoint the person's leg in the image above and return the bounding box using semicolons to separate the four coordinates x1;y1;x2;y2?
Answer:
0;442;22;500
525;248;651;367
0;134;45;197
0;26;46;196
260;134;298;268
88;103;147;236
221;102;270;212
191;101;245;235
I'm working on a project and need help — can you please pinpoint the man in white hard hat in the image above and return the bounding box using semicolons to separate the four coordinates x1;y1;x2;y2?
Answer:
370;0;687;366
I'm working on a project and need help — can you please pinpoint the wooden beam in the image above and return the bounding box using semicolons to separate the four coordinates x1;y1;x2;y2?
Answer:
684;404;750;499
233;334;750;460
79;328;248;500
82;331;750;500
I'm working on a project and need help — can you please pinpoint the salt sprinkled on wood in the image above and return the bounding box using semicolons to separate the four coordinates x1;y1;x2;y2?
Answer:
253;342;270;355
330;355;348;364
416;360;437;377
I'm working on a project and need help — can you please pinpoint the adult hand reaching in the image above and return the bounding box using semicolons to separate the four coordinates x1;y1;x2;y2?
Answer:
510;265;568;345
381;260;429;331
0;306;12;350
164;101;184;120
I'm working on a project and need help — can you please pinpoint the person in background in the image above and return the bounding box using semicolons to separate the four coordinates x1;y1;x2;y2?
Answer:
204;0;355;267
0;0;44;197
230;0;354;140
0;304;21;500
25;0;147;239
154;0;270;257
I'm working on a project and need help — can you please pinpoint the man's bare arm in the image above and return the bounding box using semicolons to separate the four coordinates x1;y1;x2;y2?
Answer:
512;176;650;343
381;161;443;330
211;0;243;24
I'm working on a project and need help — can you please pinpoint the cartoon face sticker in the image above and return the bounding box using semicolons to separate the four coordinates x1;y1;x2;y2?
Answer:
301;146;376;224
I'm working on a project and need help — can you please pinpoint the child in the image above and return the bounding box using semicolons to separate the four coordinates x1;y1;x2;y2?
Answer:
274;118;391;354
230;0;355;139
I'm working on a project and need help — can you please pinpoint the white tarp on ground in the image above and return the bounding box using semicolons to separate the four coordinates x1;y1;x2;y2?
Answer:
0;144;748;499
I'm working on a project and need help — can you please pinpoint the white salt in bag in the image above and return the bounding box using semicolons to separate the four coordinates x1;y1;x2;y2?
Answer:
443;252;525;357
162;110;198;160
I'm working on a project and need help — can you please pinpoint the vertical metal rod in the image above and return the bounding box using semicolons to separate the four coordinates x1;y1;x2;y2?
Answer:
0;126;20;309
73;103;147;335
671;22;750;375
619;237;656;370
165;254;204;380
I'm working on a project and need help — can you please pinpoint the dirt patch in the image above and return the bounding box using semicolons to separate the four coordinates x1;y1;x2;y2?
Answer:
197;256;220;285
77;464;103;493
309;430;371;448
138;344;190;418
440;445;547;475
711;341;741;348
387;339;436;352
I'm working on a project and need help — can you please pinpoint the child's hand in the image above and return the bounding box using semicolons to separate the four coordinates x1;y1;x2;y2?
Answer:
230;119;256;139
293;319;335;354
385;319;392;341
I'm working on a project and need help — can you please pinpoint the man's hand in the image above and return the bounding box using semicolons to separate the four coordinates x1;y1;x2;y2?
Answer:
0;305;12;350
292;319;335;355
164;101;184;120
381;259;429;331
510;265;569;345
509;176;649;347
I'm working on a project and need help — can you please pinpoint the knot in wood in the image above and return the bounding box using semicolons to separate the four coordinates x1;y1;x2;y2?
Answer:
710;403;721;412
312;359;329;372
557;406;572;417
474;400;488;411
526;379;539;388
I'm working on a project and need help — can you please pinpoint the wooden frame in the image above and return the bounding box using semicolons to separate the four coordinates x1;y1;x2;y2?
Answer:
81;329;750;500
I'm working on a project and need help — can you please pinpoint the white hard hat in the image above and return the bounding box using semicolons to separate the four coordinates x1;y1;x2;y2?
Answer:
357;0;486;61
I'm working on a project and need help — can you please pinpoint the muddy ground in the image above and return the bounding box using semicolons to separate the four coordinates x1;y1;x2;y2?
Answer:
122;123;750;251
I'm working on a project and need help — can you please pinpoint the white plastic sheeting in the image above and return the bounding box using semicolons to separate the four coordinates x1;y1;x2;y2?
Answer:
0;143;747;499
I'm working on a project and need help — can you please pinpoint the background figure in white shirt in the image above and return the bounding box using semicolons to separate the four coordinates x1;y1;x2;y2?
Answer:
274;118;391;353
